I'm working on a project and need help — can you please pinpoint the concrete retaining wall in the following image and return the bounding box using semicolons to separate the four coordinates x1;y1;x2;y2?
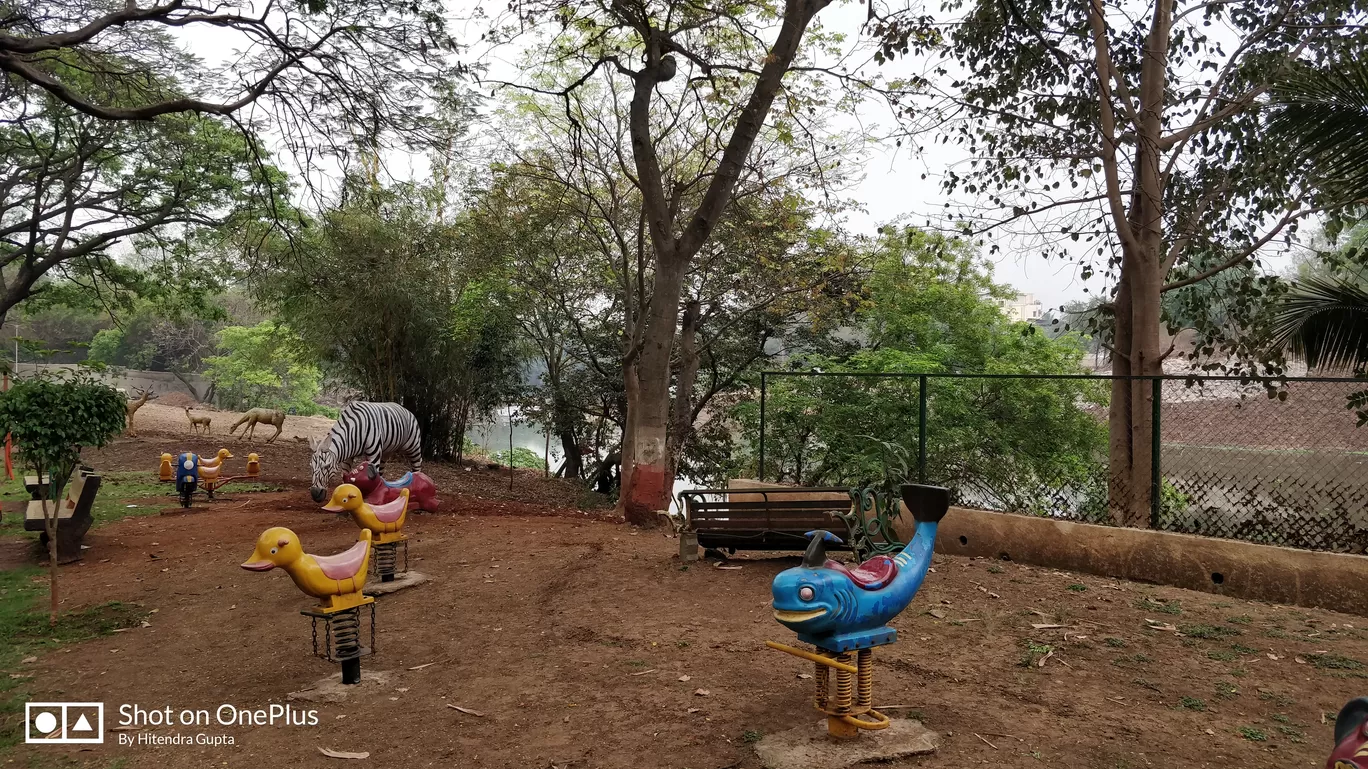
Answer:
728;478;1368;617
13;364;211;400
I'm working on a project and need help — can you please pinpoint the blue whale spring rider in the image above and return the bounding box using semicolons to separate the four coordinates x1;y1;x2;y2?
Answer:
771;484;950;652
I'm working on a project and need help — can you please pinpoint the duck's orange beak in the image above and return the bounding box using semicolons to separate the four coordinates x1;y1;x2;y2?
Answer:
240;560;274;571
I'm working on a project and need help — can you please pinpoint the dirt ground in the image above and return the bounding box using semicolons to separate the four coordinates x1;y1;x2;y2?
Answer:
126;403;337;443
1;434;1362;768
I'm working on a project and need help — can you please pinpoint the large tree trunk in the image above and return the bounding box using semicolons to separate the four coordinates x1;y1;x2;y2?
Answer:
666;300;702;483
621;260;686;525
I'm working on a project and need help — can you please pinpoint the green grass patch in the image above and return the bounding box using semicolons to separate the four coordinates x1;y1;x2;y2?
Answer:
1178;696;1206;711
1206;650;1238;662
1104;637;1127;648
1226;615;1253;625
1214;681;1239;699
0;566;145;748
0;471;281;535
1230;643;1258;655
1066;583;1087;592
1134;597;1181;615
1180;624;1242;640
1305;653;1363;670
987;565;1004;574
1239;726;1267;742
742;730;763;744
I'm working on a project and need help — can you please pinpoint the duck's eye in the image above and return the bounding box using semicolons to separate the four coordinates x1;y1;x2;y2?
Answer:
799;586;815;601
270;548;278;554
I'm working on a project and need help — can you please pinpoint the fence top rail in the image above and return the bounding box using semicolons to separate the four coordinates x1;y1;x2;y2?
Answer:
759;371;1368;384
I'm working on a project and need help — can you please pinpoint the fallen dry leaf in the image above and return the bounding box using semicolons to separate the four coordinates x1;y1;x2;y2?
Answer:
1031;624;1069;630
687;708;702;714
988;592;1000;599
1294;657;1307;665
446;704;485;717
928;608;947;619
318;747;370;760
1037;650;1054;667
1204;728;1215;736
408;662;437;670
796;673;812;680
694;689;710;697
715;565;742;571
630;669;657;676
678;675;691;682
21;656;36;664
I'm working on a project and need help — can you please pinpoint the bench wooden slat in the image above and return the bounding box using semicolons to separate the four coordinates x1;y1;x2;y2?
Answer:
687;499;848;510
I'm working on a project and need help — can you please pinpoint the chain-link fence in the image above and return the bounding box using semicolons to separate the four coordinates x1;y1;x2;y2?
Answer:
756;372;1368;554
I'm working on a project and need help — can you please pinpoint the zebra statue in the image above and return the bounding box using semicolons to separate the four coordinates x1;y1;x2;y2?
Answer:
309;401;423;503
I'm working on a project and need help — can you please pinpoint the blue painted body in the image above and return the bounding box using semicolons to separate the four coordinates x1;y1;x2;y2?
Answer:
175;452;199;493
383;472;413;490
771;485;948;653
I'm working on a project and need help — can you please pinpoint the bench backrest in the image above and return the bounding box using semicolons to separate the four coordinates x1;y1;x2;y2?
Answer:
25;468;101;523
682;489;851;532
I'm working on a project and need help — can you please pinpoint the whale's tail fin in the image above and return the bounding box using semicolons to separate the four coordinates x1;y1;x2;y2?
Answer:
901;484;950;524
801;530;843;567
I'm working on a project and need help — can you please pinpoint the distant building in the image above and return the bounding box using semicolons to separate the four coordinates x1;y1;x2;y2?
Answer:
997;292;1043;322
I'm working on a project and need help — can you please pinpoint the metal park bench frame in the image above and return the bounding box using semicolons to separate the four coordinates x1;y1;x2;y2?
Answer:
676;485;906;562
24;466;101;563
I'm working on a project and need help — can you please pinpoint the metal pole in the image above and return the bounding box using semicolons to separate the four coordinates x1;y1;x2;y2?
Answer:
509;408;514;492
758;372;766;482
918;375;928;484
1150;376;1162;529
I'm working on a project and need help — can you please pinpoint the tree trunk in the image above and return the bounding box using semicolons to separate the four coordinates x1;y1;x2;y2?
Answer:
42;491;58;625
666;300;702;483
558;430;582;479
621;259;687;525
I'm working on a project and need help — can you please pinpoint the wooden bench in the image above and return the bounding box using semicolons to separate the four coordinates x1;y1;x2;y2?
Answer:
24;467;101;563
676;487;856;560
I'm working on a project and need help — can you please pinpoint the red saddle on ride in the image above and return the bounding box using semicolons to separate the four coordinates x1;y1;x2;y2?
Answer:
823;555;899;590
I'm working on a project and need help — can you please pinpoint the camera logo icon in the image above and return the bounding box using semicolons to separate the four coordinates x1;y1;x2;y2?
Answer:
25;702;103;744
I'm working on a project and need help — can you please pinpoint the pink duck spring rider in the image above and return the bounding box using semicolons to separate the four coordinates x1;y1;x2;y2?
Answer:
342;460;441;512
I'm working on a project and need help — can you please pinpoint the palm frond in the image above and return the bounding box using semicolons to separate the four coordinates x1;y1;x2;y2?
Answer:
1271;277;1368;372
1267;61;1368;203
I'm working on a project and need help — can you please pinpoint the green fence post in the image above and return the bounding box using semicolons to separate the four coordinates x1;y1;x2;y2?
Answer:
1150;376;1162;529
918;374;928;484
758;372;766;482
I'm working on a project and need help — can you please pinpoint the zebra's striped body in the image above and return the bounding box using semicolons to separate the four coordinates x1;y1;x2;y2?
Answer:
309;402;422;502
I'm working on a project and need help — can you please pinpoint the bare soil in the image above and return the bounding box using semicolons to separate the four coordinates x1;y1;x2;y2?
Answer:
1;436;1362;769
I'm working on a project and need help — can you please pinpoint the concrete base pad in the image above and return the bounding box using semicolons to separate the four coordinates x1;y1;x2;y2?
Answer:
287;670;391;703
363;570;429;596
754;719;938;769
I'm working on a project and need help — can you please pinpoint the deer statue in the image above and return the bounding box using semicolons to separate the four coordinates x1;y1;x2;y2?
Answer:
229;408;286;443
185;407;212;435
124;389;155;436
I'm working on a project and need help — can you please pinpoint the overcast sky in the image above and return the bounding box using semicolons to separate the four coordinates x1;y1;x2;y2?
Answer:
182;0;1286;313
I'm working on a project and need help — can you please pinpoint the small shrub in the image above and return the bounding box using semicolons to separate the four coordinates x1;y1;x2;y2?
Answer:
1134;597;1181;615
1227;615;1253;625
1104;637;1127;648
1067;583;1087;592
1230;643;1258;655
1020;640;1054;667
1206;650;1237;662
1238;726;1267;742
1306;653;1363;670
988;564;1004;574
1278;725;1306;743
742;730;763;744
1270;714;1290;724
1214;681;1238;699
1178;697;1206;711
1181;624;1241;640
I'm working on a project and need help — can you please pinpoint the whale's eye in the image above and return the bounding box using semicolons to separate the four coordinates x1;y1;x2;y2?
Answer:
799;586;815;601
270;548;278;554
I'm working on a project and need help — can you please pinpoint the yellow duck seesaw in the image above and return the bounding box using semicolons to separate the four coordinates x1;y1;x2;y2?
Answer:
241;527;374;612
322;484;410;544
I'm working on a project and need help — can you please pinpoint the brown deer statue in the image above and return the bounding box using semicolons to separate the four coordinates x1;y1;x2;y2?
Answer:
125;389;155;436
229;408;286;443
185;407;212;435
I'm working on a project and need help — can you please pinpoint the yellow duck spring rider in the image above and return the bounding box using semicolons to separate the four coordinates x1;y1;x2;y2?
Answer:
322;484;410;583
241;527;376;684
241;527;373;611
